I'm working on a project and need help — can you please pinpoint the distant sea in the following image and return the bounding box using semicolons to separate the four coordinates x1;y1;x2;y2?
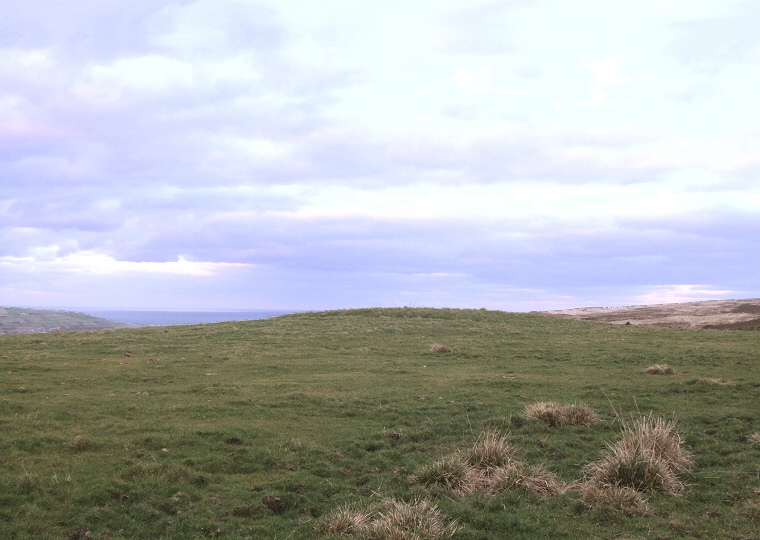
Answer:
83;309;298;327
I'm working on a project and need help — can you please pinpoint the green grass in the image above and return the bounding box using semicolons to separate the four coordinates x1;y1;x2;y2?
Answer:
0;307;129;334
1;308;758;539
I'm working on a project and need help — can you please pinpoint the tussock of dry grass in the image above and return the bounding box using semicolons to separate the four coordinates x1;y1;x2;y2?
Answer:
581;484;651;516
584;415;693;497
524;401;600;427
696;377;731;386
748;432;760;445
643;363;674;375
483;463;523;495
365;499;459;540
316;499;459;539
415;456;472;493
316;505;372;536
586;446;681;494
383;429;403;440
740;498;760;520
415;431;569;498
464;431;519;469
429;343;451;353
519;465;572;496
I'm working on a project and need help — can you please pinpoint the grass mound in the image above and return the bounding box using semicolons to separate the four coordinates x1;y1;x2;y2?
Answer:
584;415;693;496
316;499;459;539
643;364;674;375
524;401;600;427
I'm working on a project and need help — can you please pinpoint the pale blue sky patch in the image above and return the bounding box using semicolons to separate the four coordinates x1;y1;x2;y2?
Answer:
1;0;758;310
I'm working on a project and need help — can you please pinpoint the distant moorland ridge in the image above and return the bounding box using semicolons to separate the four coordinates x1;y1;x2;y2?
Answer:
4;299;760;335
0;307;130;335
541;298;760;329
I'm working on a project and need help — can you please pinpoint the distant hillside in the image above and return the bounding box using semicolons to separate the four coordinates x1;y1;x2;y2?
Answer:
541;298;760;329
704;317;760;330
0;307;131;335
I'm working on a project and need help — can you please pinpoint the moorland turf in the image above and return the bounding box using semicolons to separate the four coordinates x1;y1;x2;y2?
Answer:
1;308;758;539
0;307;129;335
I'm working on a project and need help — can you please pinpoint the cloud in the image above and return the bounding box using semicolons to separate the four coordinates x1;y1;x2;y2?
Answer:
0;249;251;277
439;1;523;55
89;55;197;96
453;67;527;95
672;2;760;72
636;284;737;305
146;0;282;54
0;47;55;75
585;57;630;106
1;0;759;310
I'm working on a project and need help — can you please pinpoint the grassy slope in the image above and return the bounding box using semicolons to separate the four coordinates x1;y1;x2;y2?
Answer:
0;307;129;334
0;308;758;539
706;317;760;331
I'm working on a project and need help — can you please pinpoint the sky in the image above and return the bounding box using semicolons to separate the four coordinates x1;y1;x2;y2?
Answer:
2;0;760;311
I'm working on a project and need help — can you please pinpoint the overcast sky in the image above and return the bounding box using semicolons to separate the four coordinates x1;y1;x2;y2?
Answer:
2;1;759;311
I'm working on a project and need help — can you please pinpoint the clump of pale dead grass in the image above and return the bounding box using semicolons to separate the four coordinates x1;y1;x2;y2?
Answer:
739;497;760;520
748;432;760;445
415;456;472;493
316;499;459;539
483;463;523;495
581;483;651;516
696;377;731;386
519;465;572;496
316;504;372;536
584;415;693;497
364;499;459;540
415;431;569;498
429;344;451;353
463;430;519;469
586;445;681;494
524;401;600;427
643;363;674;375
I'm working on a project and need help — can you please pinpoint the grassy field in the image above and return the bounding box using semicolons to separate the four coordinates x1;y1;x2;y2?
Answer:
0;307;129;335
1;308;758;539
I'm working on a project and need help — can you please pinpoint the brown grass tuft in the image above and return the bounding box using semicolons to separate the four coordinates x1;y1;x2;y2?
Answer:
414;456;472;494
384;429;403;440
581;483;651;516
585;446;681;494
748;432;760;445
364;498;460;540
429;344;451;353
463;430;519;469
484;463;523;495
316;505;372;536
524;401;600;427
416;431;570;498
696;377;731;386
520;465;571;496
643;364;674;375
584;415;693;496
739;498;760;520
317;499;459;539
